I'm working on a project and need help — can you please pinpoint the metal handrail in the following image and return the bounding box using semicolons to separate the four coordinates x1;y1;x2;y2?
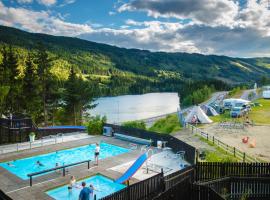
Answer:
27;159;91;186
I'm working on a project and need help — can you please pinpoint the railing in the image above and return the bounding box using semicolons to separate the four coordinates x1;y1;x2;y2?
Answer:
187;123;257;162
27;159;91;186
100;172;164;200
196;162;270;182
105;123;196;164
0;134;66;155
200;176;270;200
164;165;195;190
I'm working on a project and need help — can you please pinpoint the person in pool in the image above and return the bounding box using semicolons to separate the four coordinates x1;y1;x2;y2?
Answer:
94;143;100;165
79;182;91;200
68;176;77;192
7;162;15;167
36;161;44;167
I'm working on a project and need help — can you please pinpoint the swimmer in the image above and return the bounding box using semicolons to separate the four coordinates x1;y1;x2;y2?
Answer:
7;162;15;167
36;161;44;167
68;176;77;192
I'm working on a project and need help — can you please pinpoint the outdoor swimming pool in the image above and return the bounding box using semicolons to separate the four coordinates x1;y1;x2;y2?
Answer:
47;174;125;200
0;143;130;180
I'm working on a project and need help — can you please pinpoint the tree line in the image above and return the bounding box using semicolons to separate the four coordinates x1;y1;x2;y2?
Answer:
0;45;96;126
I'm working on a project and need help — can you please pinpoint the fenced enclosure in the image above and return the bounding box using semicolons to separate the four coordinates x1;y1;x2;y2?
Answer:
105;123;196;164
0;118;34;143
187;124;257;162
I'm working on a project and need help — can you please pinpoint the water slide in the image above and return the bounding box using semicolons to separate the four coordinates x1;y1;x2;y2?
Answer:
115;153;148;184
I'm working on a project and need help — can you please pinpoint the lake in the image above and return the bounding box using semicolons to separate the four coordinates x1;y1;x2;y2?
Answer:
90;93;179;123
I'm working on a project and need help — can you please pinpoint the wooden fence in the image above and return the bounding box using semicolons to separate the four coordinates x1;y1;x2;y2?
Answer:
100;172;164;200
187;124;257;162
196;162;270;182
105;123;196;164
200;176;270;200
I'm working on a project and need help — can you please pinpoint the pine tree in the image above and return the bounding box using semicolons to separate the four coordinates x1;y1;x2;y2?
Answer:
36;44;52;125
64;67;96;125
22;53;41;121
5;46;21;114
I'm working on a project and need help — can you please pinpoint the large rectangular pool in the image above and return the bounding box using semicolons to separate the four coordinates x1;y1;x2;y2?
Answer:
0;143;130;180
46;174;125;200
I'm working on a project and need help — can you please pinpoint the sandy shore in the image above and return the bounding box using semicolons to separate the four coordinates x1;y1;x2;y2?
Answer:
200;124;270;161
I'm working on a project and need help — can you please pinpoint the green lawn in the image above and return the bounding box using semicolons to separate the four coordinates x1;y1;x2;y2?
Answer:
198;136;239;162
249;99;270;125
210;111;242;123
148;114;182;134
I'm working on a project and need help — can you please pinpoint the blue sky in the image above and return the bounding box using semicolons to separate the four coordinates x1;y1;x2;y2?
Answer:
1;0;270;57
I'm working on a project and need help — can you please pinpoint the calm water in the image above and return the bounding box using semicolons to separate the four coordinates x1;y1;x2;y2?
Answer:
0;143;129;180
90;93;179;123
47;174;126;200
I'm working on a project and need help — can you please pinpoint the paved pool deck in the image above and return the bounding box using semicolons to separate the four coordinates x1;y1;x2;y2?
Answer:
0;135;143;200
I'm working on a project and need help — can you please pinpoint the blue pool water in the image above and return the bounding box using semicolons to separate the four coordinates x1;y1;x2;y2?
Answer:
47;174;126;200
0;143;130;180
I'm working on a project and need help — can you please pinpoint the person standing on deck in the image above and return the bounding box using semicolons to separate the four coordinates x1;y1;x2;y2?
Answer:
94;143;100;165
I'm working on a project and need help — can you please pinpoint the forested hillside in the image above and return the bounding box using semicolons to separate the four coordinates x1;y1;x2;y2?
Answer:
0;25;270;125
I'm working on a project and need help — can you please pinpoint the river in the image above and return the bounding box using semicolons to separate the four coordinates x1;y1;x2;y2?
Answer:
90;93;180;123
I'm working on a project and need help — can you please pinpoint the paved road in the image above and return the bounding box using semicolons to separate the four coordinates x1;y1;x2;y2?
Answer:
241;89;259;101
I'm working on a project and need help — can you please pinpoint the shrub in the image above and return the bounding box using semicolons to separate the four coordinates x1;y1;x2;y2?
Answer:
122;121;146;130
87;115;107;135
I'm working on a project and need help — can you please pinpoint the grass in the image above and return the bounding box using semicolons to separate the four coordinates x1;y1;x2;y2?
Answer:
249;99;270;125
148;114;182;134
210;99;270;125
198;136;239;162
210;111;242;123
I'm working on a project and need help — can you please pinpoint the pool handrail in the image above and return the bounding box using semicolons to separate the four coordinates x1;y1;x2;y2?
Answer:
27;159;91;186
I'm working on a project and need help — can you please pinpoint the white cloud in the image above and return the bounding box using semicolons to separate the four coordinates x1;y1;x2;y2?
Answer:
118;0;239;27
0;1;92;36
17;0;33;4
37;0;57;6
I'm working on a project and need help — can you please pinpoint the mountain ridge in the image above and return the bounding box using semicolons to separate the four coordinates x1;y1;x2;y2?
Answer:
0;25;270;84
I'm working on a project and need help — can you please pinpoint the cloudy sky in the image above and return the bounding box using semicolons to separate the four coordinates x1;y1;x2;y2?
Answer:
0;0;270;57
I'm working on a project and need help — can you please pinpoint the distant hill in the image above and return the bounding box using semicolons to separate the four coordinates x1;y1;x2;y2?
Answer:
0;25;270;84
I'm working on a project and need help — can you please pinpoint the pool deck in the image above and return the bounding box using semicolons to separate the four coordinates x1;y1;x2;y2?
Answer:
0;136;143;200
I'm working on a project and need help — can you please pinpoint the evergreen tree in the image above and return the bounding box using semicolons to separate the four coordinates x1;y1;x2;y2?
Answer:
5;46;21;114
64;67;96;125
36;44;52;125
22;53;41;121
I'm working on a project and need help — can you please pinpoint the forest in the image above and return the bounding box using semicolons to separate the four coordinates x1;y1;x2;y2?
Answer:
1;25;270;125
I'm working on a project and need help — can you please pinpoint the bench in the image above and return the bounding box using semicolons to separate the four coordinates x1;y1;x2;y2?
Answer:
114;133;152;145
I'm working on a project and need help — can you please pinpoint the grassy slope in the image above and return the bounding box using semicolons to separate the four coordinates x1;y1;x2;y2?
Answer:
198;136;239;162
148;114;182;134
1;25;270;83
249;99;270;125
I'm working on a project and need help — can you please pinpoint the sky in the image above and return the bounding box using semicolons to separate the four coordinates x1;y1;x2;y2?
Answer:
0;0;270;57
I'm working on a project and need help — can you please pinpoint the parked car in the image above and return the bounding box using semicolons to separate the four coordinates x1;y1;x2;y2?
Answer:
234;102;251;113
230;107;246;118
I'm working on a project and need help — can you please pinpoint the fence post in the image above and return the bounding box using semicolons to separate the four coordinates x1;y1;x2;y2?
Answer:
88;160;90;169
213;136;215;144
233;147;236;157
30;176;32;186
243;153;246;163
127;180;130;200
63;167;66;176
94;195;96;200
